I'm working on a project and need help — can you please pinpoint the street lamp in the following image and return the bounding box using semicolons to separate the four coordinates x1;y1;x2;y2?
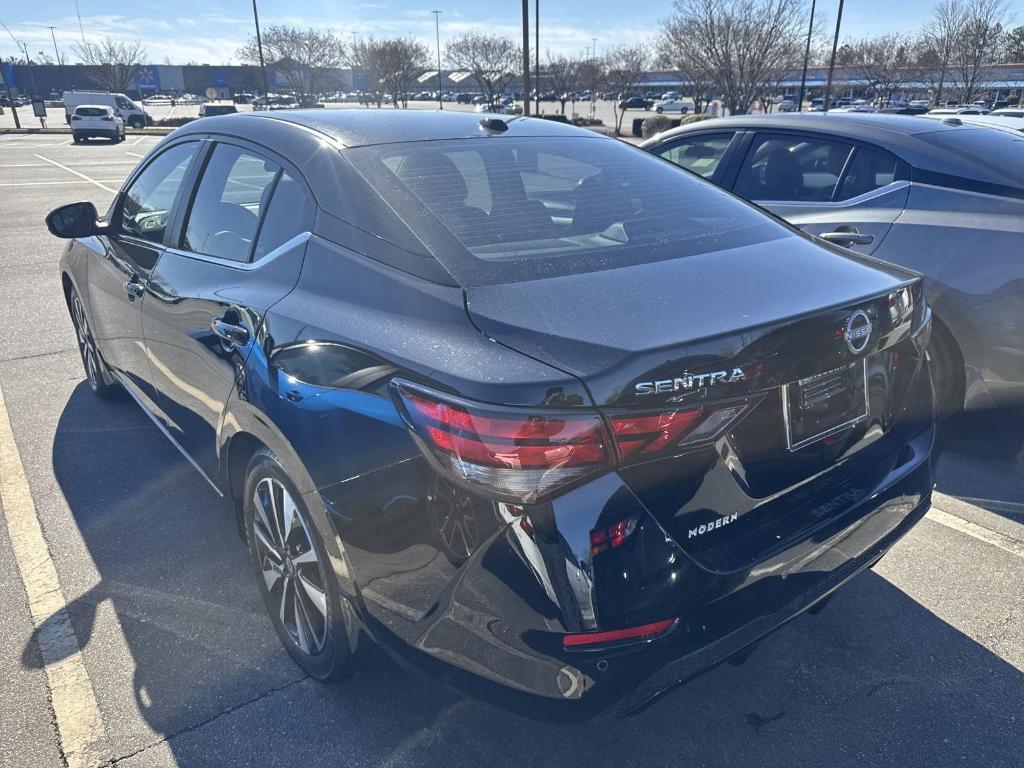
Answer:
251;0;270;99
797;0;815;112
432;10;443;110
521;0;530;116
823;0;845;112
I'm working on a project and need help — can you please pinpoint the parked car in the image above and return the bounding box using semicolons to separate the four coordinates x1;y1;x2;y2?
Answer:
642;112;1024;416
618;96;650;110
990;108;1024;118
776;99;797;112
45;109;934;717
69;105;125;143
653;98;690;114
233;93;255;104
920;113;1024;134
63;90;148;128
199;103;239;118
927;106;990;115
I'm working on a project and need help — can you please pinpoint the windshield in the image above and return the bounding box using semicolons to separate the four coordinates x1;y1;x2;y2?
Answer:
347;136;788;286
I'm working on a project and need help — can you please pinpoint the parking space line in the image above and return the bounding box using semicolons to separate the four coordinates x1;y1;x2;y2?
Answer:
126;151;145;159
131;136;147;146
927;507;1024;559
32;154;118;194
0;180;123;187
0;383;108;768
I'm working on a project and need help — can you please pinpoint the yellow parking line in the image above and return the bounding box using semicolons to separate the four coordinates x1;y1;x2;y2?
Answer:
0;383;108;767
32;154;118;194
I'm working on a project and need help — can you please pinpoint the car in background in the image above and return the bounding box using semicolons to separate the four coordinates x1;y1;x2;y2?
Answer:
660;90;682;100
64;90;149;128
618;95;651;110
252;95;299;110
233;93;255;104
45;109;935;717
991;107;1024;118
776;99;797;112
928;106;990;116
69;105;125;143
809;97;825;111
642;112;1024;417
199;103;239;118
920;113;1024;133
653;98;690;114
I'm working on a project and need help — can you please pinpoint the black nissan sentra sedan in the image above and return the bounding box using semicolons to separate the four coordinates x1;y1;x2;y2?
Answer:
46;110;936;716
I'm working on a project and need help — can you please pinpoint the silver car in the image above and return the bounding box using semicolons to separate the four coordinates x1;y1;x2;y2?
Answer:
642;113;1024;416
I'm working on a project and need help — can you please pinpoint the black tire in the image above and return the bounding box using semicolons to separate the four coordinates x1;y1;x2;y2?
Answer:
244;449;352;682
927;318;965;421
68;286;119;398
656;107;663;113
72;134;82;144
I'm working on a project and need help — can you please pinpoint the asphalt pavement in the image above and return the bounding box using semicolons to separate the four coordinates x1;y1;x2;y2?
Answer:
0;132;1021;768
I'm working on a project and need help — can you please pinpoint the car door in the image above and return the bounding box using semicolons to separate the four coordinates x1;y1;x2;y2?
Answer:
142;138;316;481
86;140;201;406
646;131;742;186
728;131;909;255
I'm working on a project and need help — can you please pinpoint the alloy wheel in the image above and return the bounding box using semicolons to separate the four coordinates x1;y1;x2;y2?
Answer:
71;292;101;389
252;476;329;655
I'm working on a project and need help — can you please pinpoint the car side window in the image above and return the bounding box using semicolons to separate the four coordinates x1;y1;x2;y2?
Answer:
653;133;734;179
181;144;279;262
835;146;898;201
251;171;316;260
734;134;853;202
120;142;199;243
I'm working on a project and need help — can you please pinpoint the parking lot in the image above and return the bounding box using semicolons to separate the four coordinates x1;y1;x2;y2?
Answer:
0;132;1022;768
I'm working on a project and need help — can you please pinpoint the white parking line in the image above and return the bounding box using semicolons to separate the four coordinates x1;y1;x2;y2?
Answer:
32;154;118;194
126;151;145;159
0;383;108;768
131;136;147;146
0;180;124;187
927;506;1024;559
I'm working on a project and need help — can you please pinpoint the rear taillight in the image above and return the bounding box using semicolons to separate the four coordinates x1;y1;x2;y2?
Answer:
101;115;114;121
393;381;752;504
563;618;676;649
394;382;612;504
71;115;81;121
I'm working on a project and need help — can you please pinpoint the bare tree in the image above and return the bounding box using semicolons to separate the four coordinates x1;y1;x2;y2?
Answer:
838;34;916;104
663;0;807;116
545;52;582;114
238;26;344;104
347;38;387;107
1002;24;1024;61
376;37;431;108
921;0;966;105
950;0;1009;103
445;32;520;104
657;18;713;114
603;44;651;135
72;37;147;94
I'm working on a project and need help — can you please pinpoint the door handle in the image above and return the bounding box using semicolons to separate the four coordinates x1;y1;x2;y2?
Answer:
123;277;145;301
211;317;250;348
820;231;874;246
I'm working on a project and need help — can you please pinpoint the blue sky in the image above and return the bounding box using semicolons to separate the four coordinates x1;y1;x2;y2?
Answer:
2;0;950;65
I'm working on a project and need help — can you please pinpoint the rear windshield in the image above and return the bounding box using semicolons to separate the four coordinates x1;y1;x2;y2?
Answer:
915;127;1024;185
346;136;788;286
75;107;108;117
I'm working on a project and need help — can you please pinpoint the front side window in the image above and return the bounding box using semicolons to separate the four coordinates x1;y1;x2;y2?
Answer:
734;134;853;202
347;136;789;286
120;142;199;242
182;144;279;262
653;133;734;179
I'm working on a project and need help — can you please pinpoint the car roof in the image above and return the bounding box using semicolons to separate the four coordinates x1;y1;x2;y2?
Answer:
181;108;602;148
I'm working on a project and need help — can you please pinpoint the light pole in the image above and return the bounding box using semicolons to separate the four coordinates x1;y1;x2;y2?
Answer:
432;10;443;110
521;0;530;116
823;0;844;112
797;0;815;112
534;0;539;115
48;26;66;93
251;0;270;99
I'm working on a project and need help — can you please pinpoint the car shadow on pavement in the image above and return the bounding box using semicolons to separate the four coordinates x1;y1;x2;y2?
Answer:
34;382;1024;767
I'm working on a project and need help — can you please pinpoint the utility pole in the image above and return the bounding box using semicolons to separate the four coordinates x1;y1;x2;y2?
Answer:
797;0;815;112
432;10;443;110
48;26;66;92
521;0;530;115
534;0;540;115
823;0;844;112
251;0;270;98
1;64;20;128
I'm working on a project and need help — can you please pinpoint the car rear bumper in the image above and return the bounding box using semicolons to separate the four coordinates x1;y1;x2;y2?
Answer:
329;417;935;719
73;129;118;138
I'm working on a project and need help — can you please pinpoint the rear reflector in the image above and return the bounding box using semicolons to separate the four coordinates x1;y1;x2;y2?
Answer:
563;619;676;649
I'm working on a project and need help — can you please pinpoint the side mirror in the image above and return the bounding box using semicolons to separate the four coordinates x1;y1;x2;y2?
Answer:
45;201;108;239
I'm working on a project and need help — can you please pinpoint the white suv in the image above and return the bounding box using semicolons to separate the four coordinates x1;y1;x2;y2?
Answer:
70;105;125;143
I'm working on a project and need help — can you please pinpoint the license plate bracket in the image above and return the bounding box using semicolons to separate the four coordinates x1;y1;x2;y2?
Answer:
783;359;869;451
